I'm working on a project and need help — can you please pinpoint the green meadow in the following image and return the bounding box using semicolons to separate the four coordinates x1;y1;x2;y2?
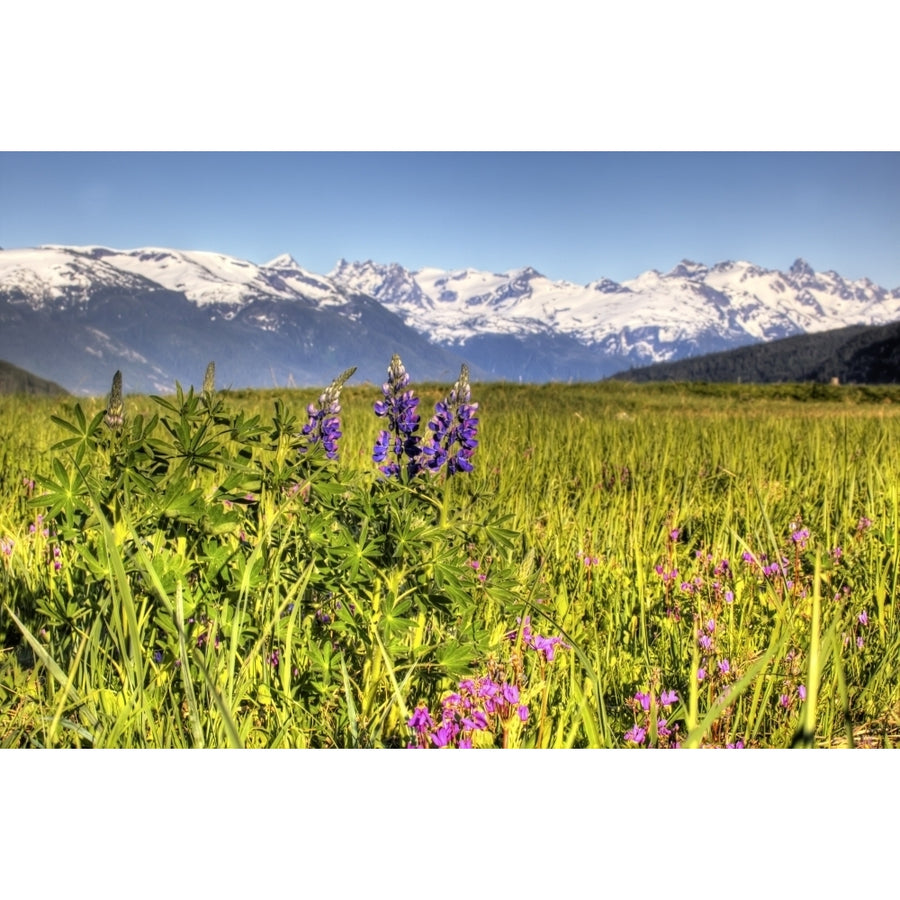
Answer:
2;366;899;748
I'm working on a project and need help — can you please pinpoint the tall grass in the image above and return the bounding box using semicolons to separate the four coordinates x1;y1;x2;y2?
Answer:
2;378;899;747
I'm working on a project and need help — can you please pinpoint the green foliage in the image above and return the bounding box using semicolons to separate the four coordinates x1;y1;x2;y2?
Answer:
1;378;899;748
0;363;531;747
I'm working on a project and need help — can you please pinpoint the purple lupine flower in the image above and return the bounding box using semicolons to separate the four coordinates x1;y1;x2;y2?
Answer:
697;667;707;682
0;537;13;557
421;363;479;476
726;740;745;749
858;610;868;626
797;684;807;701
659;690;678;707
635;691;652;712
718;658;731;675
372;354;424;477
301;366;356;460
791;528;810;548
857;516;873;533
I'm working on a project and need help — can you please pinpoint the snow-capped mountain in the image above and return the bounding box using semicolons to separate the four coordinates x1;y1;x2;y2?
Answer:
0;246;470;394
2;244;899;393
0;246;345;310
330;257;900;379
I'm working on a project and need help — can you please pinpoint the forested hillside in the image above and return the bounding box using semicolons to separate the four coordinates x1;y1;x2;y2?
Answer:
609;321;900;384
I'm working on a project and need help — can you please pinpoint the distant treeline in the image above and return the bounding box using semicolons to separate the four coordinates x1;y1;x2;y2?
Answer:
609;320;900;385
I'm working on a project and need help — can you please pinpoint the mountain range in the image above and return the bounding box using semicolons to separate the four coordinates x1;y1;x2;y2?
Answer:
1;245;899;395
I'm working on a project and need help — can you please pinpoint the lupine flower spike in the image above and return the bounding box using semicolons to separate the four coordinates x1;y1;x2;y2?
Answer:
373;354;423;477
202;361;216;396
104;370;125;431
422;363;480;476
301;366;357;460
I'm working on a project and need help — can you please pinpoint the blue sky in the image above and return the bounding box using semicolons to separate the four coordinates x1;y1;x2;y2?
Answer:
2;151;899;287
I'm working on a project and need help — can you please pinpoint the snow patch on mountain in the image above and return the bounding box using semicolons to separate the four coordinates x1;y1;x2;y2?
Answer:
330;256;900;363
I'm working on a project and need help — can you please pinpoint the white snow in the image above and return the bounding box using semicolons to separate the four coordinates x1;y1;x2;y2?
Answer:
4;245;900;368
330;257;900;362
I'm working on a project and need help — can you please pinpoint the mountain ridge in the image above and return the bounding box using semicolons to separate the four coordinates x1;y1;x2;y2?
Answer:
2;245;899;393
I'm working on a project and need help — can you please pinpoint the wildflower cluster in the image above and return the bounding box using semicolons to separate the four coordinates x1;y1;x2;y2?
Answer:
774;647;808;712
409;617;569;748
373;355;479;479
624;689;680;748
507;615;569;662
695;614;733;689
407;675;529;748
301;366;356;460
6;513;65;573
